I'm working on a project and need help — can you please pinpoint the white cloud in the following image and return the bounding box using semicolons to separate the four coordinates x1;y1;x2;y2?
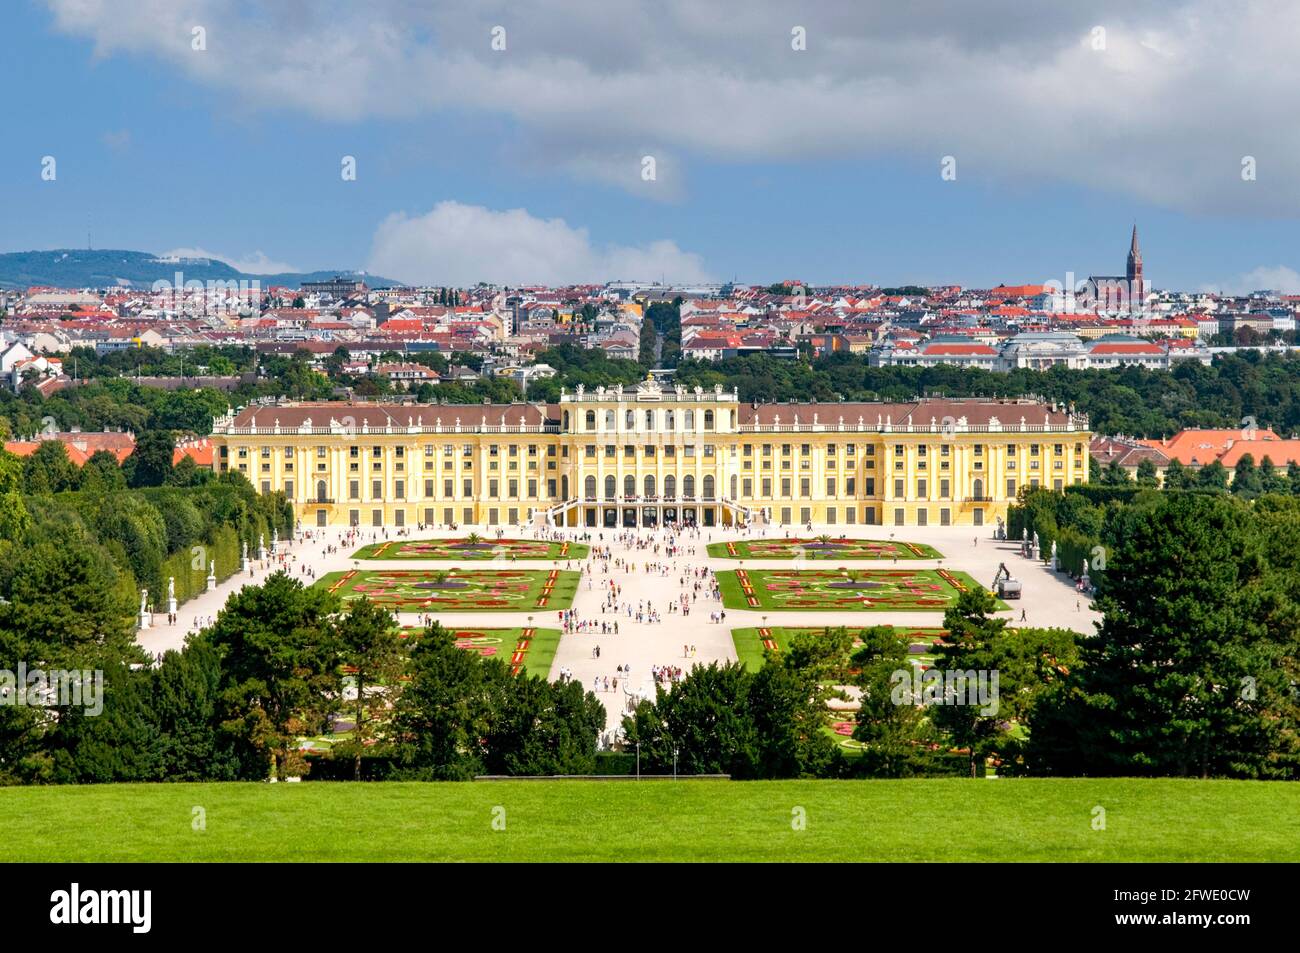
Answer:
366;201;712;286
1204;266;1300;296
44;1;1300;212
161;246;298;275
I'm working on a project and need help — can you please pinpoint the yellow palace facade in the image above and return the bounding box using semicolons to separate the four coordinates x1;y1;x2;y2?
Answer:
209;379;1091;530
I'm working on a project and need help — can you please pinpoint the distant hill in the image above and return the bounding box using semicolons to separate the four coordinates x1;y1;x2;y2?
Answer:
0;249;401;291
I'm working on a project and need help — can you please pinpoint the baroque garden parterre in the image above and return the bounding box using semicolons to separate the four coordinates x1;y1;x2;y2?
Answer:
318;568;581;611
352;537;589;561
717;567;1003;612
709;537;943;560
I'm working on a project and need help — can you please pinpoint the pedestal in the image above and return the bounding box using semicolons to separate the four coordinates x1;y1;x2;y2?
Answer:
207;571;217;592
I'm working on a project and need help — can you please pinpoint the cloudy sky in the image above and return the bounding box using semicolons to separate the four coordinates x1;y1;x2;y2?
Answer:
3;0;1300;291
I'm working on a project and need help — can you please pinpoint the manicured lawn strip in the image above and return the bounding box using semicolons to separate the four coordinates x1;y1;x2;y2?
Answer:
730;625;947;673
708;538;943;560
1;779;1296;861
352;538;589;561
318;569;581;612
716;568;1007;612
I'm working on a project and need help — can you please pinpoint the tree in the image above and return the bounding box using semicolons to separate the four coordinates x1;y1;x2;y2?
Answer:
1231;453;1262;497
23;440;78;494
622;662;759;777
0;449;30;542
852;626;942;777
1197;460;1229;492
1101;459;1132;486
79;449;127;491
1135;458;1159;487
150;635;238;780
930;588;1010;777
749;630;845;778
336;596;403;780
390;623;502;779
128;429;175;488
484;674;605;776
207;572;343;780
1031;493;1295;777
1162;457;1192;490
1259;455;1287;495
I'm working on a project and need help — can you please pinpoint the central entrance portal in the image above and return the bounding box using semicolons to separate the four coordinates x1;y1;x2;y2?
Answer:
642;507;658;527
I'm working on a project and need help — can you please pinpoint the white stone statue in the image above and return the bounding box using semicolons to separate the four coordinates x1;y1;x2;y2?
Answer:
167;577;175;603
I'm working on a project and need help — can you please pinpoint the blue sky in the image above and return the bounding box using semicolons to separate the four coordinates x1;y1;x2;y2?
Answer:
3;0;1300;292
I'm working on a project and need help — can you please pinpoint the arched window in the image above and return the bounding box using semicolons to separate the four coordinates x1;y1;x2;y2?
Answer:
645;409;655;430
704;410;715;431
683;475;696;498
316;480;327;501
624;475;636;497
666;410;675;430
702;475;715;499
972;478;984;500
604;475;616;499
685;410;695;430
644;474;656;498
561;475;569;499
605;410;615;430
664;474;676;498
625;410;634;429
584;475;596;499
562;410;570;431
730;475;738;499
585;411;596;431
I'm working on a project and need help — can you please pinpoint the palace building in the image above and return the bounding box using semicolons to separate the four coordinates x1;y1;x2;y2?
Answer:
208;379;1091;530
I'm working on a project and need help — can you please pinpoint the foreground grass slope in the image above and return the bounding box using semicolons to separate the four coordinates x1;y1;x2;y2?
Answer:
5;779;1297;862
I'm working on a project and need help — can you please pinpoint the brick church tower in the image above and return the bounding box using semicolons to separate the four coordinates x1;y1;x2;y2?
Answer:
1126;224;1143;299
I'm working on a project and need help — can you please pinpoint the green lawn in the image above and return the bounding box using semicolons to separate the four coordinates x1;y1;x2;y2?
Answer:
708;538;943;560
1;779;1295;861
352;538;589;560
318;568;580;612
717;568;1005;612
731;625;946;672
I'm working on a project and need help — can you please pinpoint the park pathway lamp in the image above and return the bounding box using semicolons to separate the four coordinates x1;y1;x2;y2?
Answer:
636;741;641;780
673;747;679;780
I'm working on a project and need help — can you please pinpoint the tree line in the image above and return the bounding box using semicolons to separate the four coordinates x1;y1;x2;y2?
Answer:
0;569;605;784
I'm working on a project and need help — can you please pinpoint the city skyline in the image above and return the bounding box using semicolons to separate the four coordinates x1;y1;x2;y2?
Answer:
4;2;1300;292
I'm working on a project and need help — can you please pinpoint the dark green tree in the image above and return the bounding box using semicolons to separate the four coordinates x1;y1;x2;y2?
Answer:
207;572;343;780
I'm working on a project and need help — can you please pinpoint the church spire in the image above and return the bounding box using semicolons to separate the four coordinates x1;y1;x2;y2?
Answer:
1126;223;1143;296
